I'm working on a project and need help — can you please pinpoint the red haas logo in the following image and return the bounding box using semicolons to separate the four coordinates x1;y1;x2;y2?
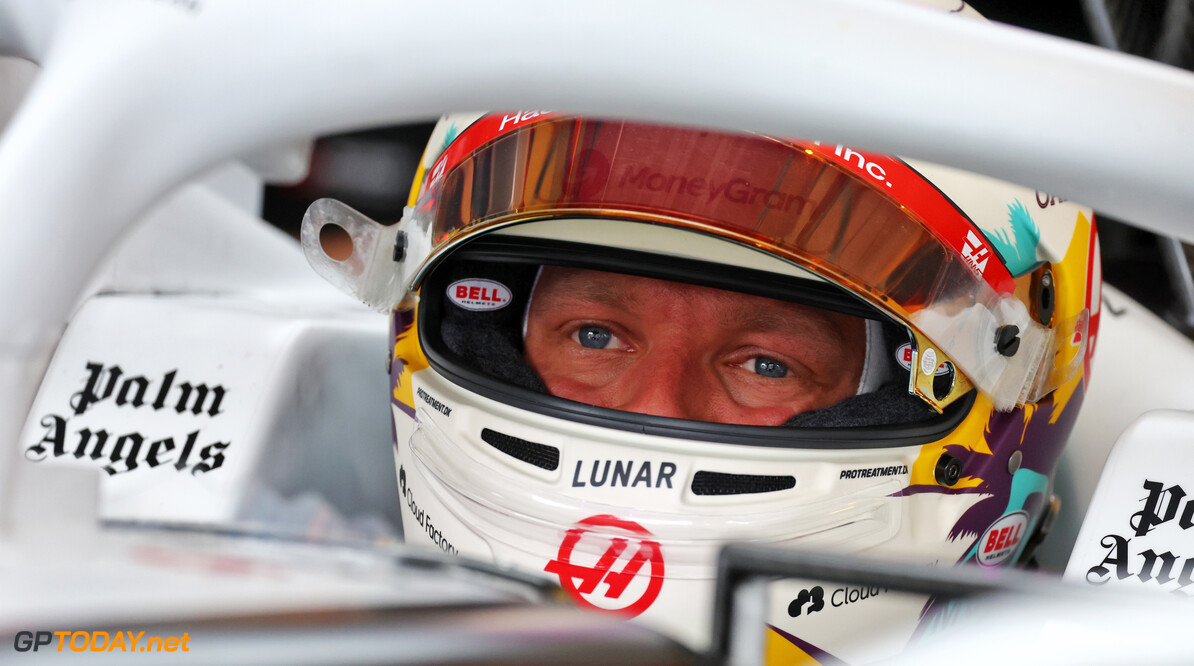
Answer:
544;515;665;618
961;230;991;275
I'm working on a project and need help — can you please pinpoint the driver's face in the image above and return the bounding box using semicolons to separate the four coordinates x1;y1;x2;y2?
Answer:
524;267;867;426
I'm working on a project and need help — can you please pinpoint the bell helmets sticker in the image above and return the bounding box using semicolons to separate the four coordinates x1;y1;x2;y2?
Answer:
977;511;1029;567
544;514;665;617
447;279;511;311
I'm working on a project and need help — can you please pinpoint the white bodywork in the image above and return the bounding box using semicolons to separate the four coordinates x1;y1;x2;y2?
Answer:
12;173;399;539
1065;410;1194;591
1047;292;1194;570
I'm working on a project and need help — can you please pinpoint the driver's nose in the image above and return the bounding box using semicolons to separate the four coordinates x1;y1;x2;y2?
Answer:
611;347;711;421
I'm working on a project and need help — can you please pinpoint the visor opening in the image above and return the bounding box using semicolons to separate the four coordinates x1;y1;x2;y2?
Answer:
420;237;973;449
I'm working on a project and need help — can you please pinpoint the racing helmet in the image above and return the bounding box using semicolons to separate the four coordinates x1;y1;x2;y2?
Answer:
300;112;1100;656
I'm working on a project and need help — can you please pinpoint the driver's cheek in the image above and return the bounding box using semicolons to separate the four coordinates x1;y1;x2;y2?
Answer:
714;375;814;426
626;377;802;426
713;402;803;427
540;350;705;421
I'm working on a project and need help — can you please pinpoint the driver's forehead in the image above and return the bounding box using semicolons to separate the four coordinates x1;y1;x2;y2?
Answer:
529;266;852;336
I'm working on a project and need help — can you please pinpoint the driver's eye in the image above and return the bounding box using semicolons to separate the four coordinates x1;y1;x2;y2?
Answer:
576;325;614;349
751;357;789;378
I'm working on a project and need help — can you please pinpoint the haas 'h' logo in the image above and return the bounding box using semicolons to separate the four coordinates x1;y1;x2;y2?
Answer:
961;230;990;275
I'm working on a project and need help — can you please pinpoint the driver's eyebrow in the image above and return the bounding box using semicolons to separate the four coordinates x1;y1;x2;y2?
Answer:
535;270;639;312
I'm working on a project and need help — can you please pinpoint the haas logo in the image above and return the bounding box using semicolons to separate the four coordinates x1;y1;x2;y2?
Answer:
788;586;825;617
544;515;665;618
961;230;991;275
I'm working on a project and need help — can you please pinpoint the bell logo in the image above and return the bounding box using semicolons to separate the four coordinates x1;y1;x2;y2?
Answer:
977;511;1029;567
961;230;990;276
447;279;511;312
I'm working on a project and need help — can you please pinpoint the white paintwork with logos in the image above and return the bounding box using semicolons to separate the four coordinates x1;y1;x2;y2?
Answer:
18;296;392;529
22;296;276;521
13;178;396;535
1065;410;1194;593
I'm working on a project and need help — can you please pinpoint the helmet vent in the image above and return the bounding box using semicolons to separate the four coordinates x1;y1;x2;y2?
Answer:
691;471;796;496
480;429;560;471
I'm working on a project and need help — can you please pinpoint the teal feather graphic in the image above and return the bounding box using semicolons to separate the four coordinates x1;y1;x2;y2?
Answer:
986;199;1041;276
440;122;461;154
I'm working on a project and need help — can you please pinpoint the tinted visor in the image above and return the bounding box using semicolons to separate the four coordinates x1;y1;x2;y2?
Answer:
409;116;1080;410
